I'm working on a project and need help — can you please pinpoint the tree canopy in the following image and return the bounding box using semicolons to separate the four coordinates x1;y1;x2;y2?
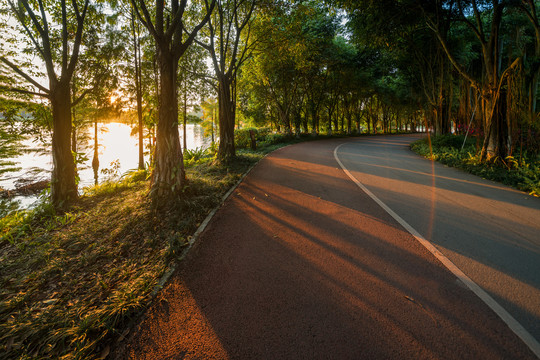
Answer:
1;0;539;208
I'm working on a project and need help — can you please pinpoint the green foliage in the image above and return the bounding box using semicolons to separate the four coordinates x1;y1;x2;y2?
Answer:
234;128;257;149
411;135;540;197
184;147;211;167
235;127;298;149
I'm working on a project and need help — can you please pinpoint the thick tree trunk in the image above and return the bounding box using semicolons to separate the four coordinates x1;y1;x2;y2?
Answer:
151;51;185;199
50;82;78;207
217;75;236;161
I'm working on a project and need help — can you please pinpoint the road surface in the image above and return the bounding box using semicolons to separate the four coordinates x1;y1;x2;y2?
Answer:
119;135;540;359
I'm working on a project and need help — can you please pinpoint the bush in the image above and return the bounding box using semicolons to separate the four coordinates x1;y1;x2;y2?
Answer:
234;127;293;149
261;132;294;145
411;134;540;196
183;147;215;168
234;128;258;149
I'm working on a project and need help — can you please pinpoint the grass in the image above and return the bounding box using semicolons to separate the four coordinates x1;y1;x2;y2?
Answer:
410;134;540;197
0;149;265;359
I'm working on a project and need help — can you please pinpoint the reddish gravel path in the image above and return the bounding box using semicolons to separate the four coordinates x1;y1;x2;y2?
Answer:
118;138;536;360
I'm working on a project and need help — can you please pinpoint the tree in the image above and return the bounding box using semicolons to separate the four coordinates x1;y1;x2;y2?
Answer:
178;43;208;151
128;5;146;170
201;97;219;143
130;0;215;201
0;0;91;208
240;2;339;134
71;13;124;179
425;0;519;161
197;0;256;161
519;0;539;129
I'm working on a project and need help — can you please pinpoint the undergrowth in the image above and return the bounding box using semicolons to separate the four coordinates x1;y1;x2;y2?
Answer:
0;151;262;359
411;134;540;196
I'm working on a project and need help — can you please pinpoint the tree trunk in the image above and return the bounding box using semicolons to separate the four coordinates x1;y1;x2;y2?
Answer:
50;82;78;207
183;89;188;151
133;10;144;170
137;93;144;170
217;75;236;161
310;100;318;135
347;111;351;134
152;51;185;199
481;87;509;161
211;106;215;144
92;119;99;185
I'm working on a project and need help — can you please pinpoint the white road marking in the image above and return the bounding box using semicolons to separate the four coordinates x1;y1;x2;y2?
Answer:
334;143;540;359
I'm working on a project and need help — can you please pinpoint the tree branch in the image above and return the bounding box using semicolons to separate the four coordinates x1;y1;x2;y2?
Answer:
0;56;50;94
66;0;89;80
62;0;68;73
7;0;45;59
166;0;188;40
16;0;45;37
0;85;49;98
426;18;479;89
130;0;158;39
174;0;216;59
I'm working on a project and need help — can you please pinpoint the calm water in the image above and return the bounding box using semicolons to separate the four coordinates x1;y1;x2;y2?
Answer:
1;122;210;208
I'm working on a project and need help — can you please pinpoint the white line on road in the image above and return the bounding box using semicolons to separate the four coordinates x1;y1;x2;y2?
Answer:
334;143;540;359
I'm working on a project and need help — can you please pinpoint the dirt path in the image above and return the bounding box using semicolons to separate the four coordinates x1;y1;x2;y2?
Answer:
117;137;536;359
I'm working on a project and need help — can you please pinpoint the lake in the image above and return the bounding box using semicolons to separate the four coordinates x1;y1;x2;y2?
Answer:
0;122;210;209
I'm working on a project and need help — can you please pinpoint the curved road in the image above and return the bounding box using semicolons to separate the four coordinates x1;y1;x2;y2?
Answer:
120;135;540;359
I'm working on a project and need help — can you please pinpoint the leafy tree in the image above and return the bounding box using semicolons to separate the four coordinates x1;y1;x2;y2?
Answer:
130;0;215;202
518;0;539;135
425;0;523;160
0;0;91;208
197;0;256;161
201;97;219;143
178;43;209;151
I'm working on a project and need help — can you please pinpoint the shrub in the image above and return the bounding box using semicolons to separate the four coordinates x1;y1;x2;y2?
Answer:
184;147;210;167
234;128;258;149
411;134;540;196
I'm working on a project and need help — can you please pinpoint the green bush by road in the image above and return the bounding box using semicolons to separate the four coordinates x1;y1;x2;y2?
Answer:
411;134;540;197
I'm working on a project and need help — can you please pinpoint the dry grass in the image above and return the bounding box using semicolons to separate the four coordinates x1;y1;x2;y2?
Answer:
0;151;263;360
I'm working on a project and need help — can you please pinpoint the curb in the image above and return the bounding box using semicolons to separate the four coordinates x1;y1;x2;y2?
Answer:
113;153;273;357
151;145;293;296
151;158;260;296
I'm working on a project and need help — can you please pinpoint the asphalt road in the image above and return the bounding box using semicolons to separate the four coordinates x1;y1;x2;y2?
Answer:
119;135;539;359
335;134;540;352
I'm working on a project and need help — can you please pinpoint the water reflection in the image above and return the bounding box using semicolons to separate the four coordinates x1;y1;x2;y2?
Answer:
0;122;210;209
